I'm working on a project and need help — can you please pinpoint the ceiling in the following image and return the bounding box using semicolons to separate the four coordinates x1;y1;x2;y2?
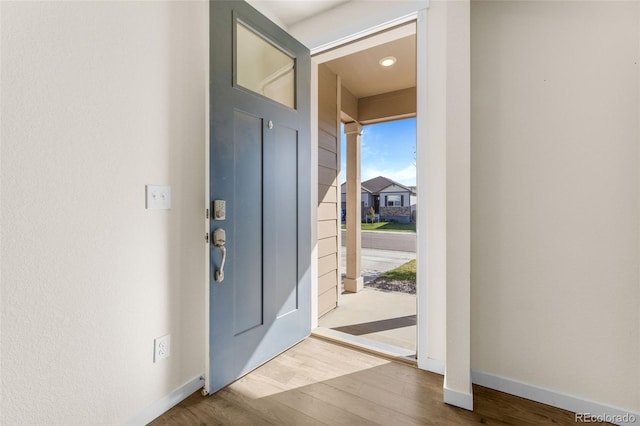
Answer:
252;0;349;28
323;34;416;99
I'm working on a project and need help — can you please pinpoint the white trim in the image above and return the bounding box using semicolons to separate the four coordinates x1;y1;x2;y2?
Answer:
309;4;438;378
443;384;474;411
472;370;640;425
443;0;473;410
415;7;432;376
312;21;416;63
124;375;205;426
310;58;319;329
310;11;419;54
291;1;428;54
422;357;446;375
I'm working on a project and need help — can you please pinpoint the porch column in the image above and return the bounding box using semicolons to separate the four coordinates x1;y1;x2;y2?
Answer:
344;122;363;293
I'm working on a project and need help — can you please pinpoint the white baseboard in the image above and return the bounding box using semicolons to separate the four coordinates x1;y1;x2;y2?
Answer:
124;374;205;426
443;384;474;411
471;369;639;425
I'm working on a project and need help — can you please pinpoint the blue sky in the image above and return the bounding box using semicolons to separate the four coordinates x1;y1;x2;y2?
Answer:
340;117;416;187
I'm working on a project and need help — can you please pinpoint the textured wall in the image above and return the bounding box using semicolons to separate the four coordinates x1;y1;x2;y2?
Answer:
471;1;640;412
1;1;207;424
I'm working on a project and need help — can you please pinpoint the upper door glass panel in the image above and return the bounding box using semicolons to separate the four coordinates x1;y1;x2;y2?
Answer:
236;22;295;109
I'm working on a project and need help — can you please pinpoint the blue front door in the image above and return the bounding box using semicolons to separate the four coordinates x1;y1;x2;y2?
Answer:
207;0;311;393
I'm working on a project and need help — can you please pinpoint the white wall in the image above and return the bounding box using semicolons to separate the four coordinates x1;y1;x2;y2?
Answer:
472;0;640;413
0;1;207;424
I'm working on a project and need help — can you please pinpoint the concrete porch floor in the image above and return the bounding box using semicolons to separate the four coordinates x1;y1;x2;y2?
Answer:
317;248;416;355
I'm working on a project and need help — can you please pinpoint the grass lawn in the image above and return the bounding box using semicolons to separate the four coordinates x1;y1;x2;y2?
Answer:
341;221;416;232
377;259;416;282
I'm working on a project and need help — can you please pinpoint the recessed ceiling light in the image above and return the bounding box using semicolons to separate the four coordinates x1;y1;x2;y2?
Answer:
379;56;396;67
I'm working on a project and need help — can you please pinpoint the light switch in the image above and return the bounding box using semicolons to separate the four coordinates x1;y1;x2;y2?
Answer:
146;185;171;210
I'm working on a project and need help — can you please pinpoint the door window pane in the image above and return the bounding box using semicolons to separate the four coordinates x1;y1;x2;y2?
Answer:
236;22;295;109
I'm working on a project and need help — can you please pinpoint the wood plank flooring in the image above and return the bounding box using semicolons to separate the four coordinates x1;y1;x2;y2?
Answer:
150;338;608;425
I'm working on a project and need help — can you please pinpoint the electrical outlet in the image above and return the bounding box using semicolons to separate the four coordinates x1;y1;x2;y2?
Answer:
154;335;170;362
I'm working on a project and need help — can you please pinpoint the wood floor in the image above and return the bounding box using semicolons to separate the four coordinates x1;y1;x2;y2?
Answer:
150;338;607;425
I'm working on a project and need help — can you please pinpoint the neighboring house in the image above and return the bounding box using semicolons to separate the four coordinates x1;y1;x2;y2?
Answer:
341;176;416;223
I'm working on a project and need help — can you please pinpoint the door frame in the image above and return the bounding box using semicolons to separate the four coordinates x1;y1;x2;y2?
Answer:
309;9;435;371
305;1;473;410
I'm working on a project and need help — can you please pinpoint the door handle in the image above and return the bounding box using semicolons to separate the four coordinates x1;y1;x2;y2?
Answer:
213;228;226;282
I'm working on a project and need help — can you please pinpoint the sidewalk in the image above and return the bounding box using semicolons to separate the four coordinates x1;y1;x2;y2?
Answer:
341;247;415;284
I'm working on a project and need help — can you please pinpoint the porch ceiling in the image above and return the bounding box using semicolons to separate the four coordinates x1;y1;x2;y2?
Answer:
323;35;416;99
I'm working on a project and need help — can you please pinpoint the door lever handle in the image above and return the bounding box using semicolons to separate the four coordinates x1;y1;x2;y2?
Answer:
213;228;226;282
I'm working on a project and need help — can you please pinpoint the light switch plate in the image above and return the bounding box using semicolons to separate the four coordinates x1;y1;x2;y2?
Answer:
146;185;171;210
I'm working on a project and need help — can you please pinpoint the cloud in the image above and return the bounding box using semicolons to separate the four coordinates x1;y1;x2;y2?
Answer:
362;163;416;187
338;163;416;188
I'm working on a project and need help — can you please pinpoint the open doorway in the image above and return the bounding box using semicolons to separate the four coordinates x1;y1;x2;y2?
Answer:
320;119;417;359
312;23;418;362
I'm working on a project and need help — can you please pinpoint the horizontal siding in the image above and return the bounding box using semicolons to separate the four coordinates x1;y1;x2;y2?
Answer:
319;185;338;205
319;129;338;153
319;107;337;136
318;202;337;221
319;147;337;169
318;287;338;318
318;68;338;137
318;270;338;294
318;236;337;258
318;220;337;239
318;253;337;277
317;63;339;320
319;166;337;186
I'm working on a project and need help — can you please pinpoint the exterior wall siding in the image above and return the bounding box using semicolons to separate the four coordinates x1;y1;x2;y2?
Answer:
317;64;340;318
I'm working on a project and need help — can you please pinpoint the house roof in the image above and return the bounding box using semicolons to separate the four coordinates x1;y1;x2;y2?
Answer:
341;176;416;195
362;176;415;195
361;176;393;193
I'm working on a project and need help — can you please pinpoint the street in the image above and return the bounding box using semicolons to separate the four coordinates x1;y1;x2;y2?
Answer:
341;229;416;252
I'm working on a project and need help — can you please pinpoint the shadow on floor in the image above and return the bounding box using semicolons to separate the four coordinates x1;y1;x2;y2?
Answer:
331;315;416;336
